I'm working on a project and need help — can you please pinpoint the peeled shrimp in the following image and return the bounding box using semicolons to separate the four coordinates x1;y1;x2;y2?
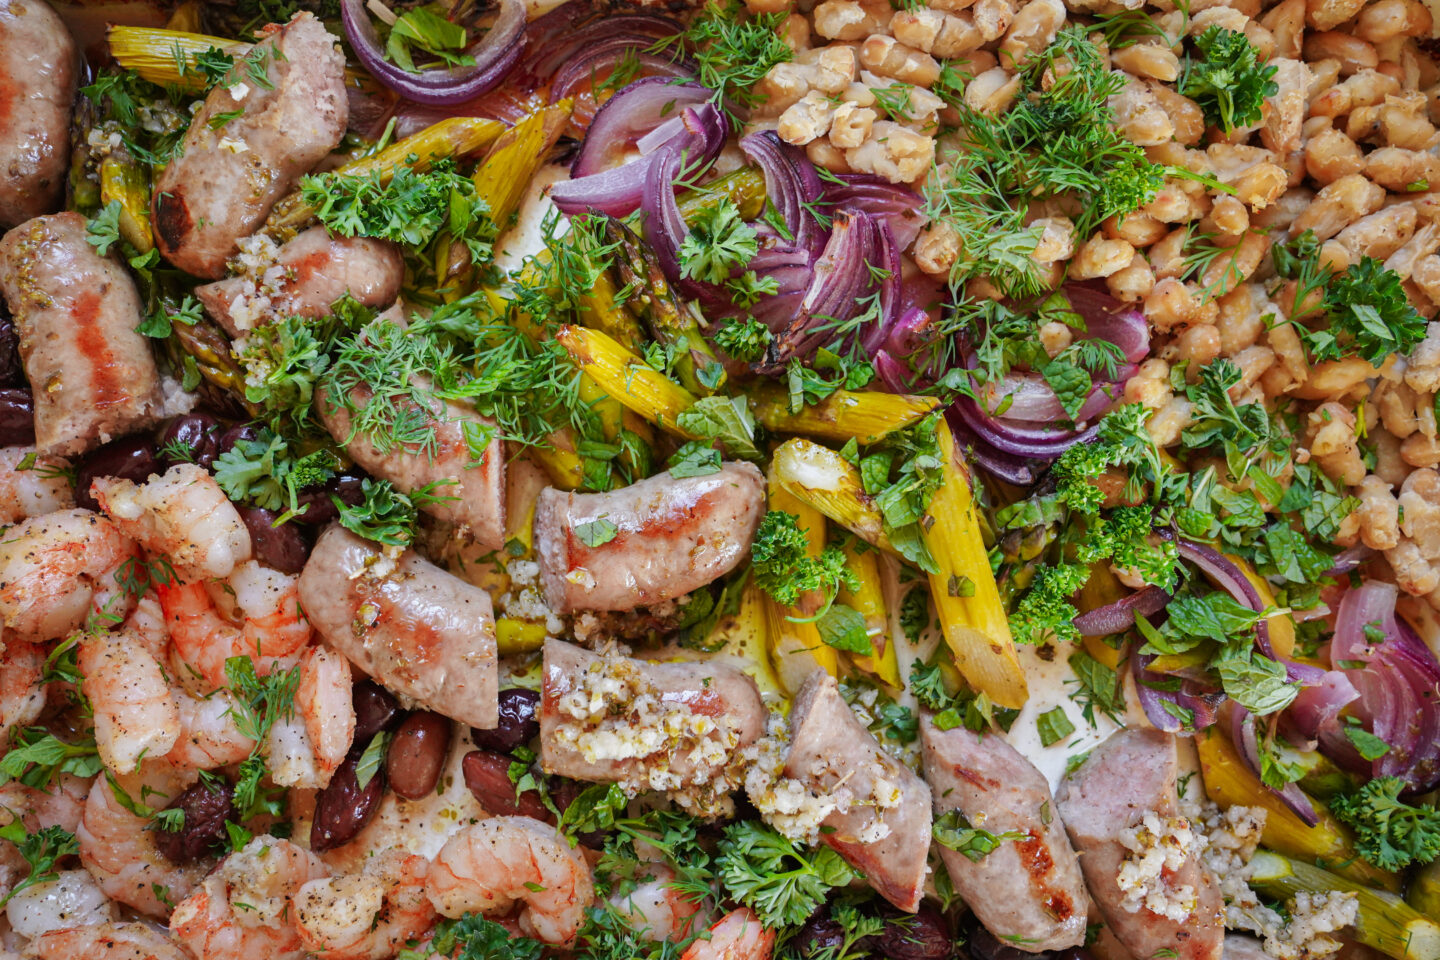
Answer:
171;835;329;960
680;908;776;960
91;464;251;581
122;593;170;663
76;765;209;919
27;921;193;960
425;816;595;945
293;848;436;960
609;863;703;942
0;447;72;524
165;690;255;772
158;560;311;690
296;645;354;781
0;640;45;743
6;869;113;940
0;509;139;641
0;773;92;896
78;630;179;776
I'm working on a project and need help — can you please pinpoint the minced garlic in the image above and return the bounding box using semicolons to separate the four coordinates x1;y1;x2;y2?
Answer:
1116;812;1205;921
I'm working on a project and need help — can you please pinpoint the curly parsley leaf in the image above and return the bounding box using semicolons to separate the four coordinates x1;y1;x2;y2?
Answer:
0;824;79;907
1309;256;1427;366
715;820;855;927
1329;776;1440;872
678;199;759;286
750;511;859;609
1178;27;1278;134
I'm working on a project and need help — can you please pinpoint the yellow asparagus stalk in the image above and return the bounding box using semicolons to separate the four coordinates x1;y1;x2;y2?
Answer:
340;117;506;179
770;438;895;552
1247;850;1438;960
1195;729;1398;891
473;100;572;235
920;418;1027;709
107;26;247;91
748;383;941;445
675;165;768;223
701;579;787;702
98;157;152;254
1409;860;1440;918
838;540;901;687
555;325;701;439
764;478;839;696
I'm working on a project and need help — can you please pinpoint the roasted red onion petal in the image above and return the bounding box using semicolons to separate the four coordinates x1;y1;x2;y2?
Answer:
1133;650;1185;734
1175;538;1274;657
821;173;925;249
520;12;683;85
569;77;710;177
1324;544;1374;576
739;131;826;255
1285;669;1359;748
946;411;1048;487
1231;706;1321;825
858;220;902;356
978;373;1120;423
1073;585;1171;637
1062;283;1151;363
550;43;693;112
341;0;527;106
767;211;879;365
952;396;1100;458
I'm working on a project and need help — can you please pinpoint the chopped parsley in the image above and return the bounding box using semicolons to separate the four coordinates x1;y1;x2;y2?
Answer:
1178;27;1278;134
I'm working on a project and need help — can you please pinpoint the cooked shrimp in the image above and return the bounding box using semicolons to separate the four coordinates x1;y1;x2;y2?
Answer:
77;764;209;919
27;921;193;960
91;464;251;581
164;689;256;772
0;640;45;743
609;863;704;942
78;630;179;776
158;560;311;690
296;645;354;780
0;446;73;524
425;816;595;945
0;772;93;834
6;869;114;940
170;835;329;960
0;509;139;642
293;848;436;960
122;593;170;663
267;711;326;790
680;908;776;960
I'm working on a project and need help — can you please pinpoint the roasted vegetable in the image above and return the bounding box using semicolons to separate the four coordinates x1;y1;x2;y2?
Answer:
763;478;839;695
748;383;940;445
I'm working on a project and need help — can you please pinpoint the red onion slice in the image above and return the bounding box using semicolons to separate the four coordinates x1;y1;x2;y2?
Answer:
1230;705;1321;825
1073;585;1171;636
570;78;711;177
1133;650;1186;734
341;0;527;106
821;173;925;249
1062;283;1151;363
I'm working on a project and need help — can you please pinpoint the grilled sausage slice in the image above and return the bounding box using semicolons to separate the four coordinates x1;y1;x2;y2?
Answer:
539;639;766;800
0;213;162;456
920;715;1089;952
1056;727;1224;960
195;228;403;336
318;386;505;552
0;1;76;229
534;462;765;613
785;670;932;912
152;13;347;278
298;526;499;729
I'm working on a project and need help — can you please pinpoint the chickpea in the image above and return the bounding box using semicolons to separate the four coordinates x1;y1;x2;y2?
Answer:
1107;253;1156;302
1289;173;1386;240
1146;82;1206;146
805;138;852;174
1125;358;1173;410
1209;195;1251;236
1335;203;1418;261
1231;163;1289;210
1144;276;1201;331
998;0;1064;68
1293;357;1382;399
1304;126;1366;184
1307;0;1367;31
963;66;1022;114
1215;285;1267;354
813;0;892;40
1148;227;1190;279
829;101;876;149
1105;211;1169;247
1356;0;1433;43
1259;0;1305;59
1304;32;1380;75
859;35;941;85
1030;216;1076;263
1202;230;1271;296
973;0;1014;41
913;221;961;277
1111;43;1180;82
1070;234;1137;280
1109;74;1175;146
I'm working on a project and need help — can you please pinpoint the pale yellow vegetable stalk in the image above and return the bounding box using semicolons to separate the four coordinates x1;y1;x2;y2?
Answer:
555;325;700;439
107;25;246;92
749;383;940;445
838;541;901;687
98;157;152;254
764;478;838;696
770;438;894;553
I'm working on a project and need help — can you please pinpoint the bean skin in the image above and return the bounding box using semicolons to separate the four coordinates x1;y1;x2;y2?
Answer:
238;505;311;574
74;436;160;511
470;688;539;755
386;711;451;800
153;780;235;865
352;679;403;743
0;388;34;446
311;749;385;851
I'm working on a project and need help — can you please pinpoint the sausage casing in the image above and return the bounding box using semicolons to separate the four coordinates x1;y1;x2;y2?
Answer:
0;0;76;229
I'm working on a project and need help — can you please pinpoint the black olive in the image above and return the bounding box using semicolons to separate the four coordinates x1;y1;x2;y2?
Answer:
0;389;34;446
238;506;311;574
470;688;540;756
158;413;222;470
74;436;160;511
352;679;404;743
311;749;385;851
153;779;235;865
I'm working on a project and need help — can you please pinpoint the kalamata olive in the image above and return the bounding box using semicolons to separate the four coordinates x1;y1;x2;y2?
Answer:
797;912;848;958
353;679;404;743
311;749;385;851
74;436;160;511
158;413;221;470
549;778;606;849
872;902;953;960
0;389;34;446
238;506;311;574
470;688;540;755
292;471;366;526
461;750;551;820
386;711;451;800
153;779;235;865
216;423;260;457
0;308;23;387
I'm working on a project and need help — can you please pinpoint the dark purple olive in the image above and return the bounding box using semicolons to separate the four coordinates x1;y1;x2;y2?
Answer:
311;749;385;851
238;506;311;574
153;779;235;865
966;919;1085;960
797;912;849;959
461;750;551;820
293;471;366;526
0;308;23;387
158;413;221;470
216;423;261;457
549;778;606;849
386;712;451;800
352;679;404;743
74;436;160;511
470;688;539;755
0;389;34;446
872;902;954;960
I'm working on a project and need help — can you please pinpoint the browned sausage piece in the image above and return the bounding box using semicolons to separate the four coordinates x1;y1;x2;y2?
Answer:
318;385;506;552
920;714;1090;951
298;525;499;729
0;1;76;229
785;670;932;912
534;462;765;614
0;213;162;456
539;639;765;812
194;227;403;336
151;13;347;278
1055;727;1224;960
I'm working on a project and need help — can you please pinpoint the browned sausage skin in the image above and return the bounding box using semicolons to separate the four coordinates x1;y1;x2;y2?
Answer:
318;385;506;552
195;227;403;336
539;639;766;814
0;1;76;229
1056;727;1225;960
298;525;499;730
152;13;347;278
920;714;1090;951
785;669;932;912
534;461;765;613
0;213;162;456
